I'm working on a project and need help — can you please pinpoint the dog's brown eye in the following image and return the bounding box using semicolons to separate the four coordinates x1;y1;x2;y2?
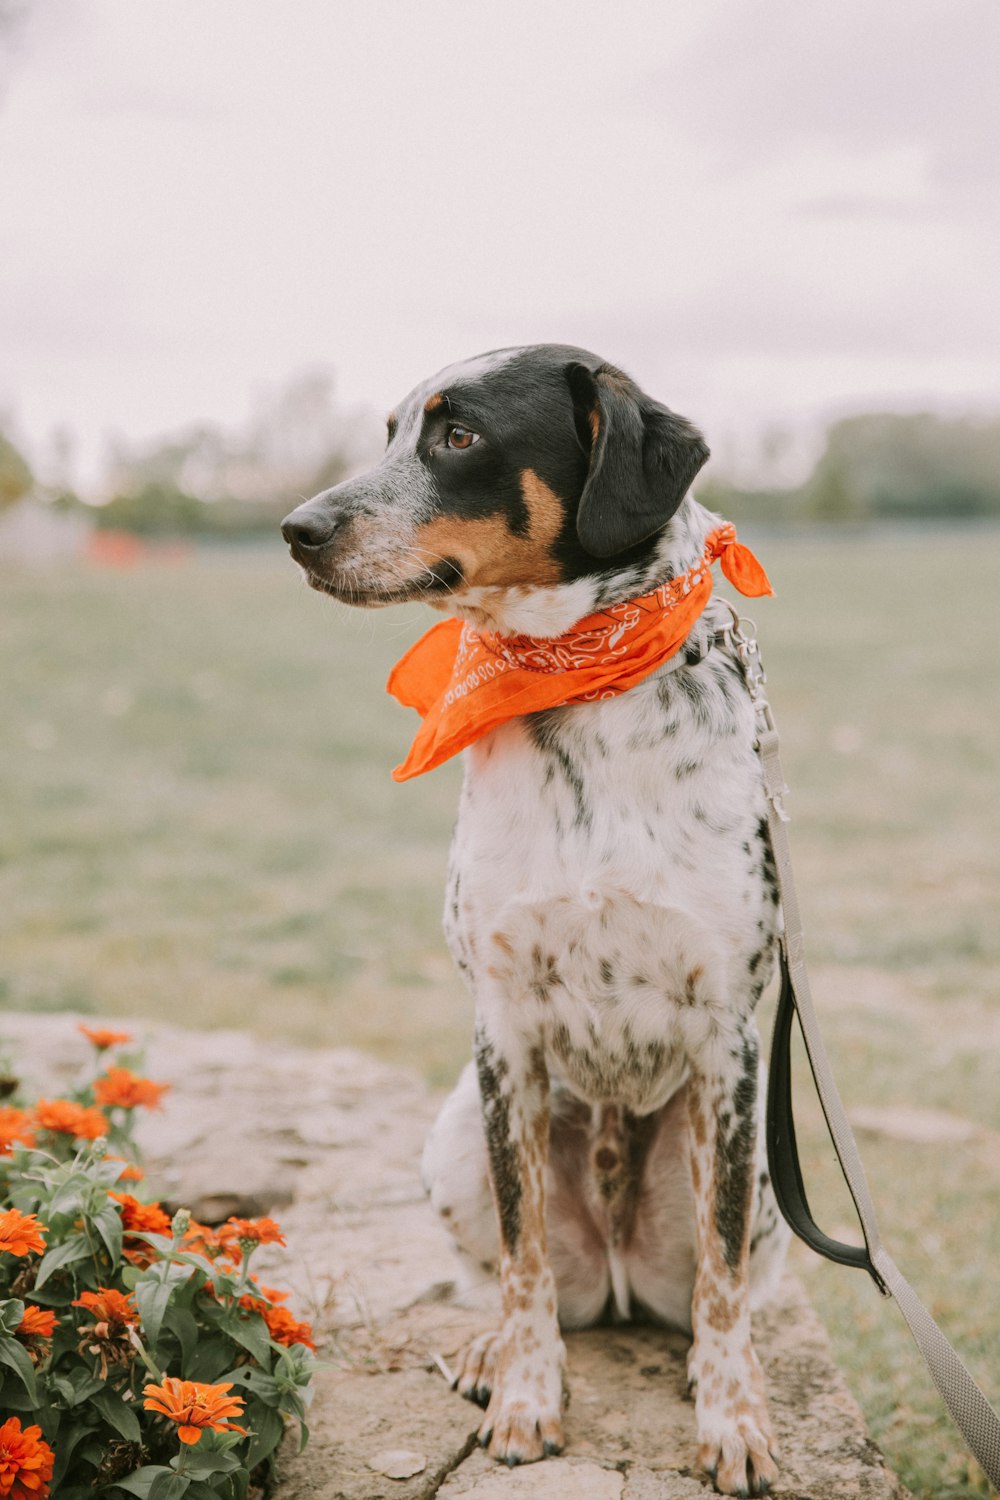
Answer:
447;426;479;451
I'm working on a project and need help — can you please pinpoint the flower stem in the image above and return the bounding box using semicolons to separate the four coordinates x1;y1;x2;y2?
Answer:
128;1325;164;1382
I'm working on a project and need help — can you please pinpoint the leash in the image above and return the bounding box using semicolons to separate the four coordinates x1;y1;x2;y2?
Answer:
724;607;1000;1491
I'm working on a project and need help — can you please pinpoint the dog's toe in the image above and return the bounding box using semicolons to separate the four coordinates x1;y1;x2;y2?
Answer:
453;1331;501;1407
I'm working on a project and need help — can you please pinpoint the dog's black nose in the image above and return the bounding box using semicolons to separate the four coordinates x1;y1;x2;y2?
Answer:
281;507;338;552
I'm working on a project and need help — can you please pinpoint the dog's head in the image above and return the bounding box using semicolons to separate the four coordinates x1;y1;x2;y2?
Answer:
281;345;709;635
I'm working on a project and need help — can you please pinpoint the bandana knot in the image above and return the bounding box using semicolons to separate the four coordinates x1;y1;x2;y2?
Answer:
387;521;772;780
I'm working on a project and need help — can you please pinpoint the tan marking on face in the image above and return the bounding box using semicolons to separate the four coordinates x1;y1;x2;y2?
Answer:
588;407;600;446
411;468;565;589
424;391;445;413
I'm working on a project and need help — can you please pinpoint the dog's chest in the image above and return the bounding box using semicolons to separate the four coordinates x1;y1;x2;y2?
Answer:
444;655;775;1108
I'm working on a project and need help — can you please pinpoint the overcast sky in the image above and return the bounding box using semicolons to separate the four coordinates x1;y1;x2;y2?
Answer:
1;0;998;489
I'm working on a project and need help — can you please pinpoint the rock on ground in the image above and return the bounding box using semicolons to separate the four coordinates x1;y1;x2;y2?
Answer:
3;1013;909;1499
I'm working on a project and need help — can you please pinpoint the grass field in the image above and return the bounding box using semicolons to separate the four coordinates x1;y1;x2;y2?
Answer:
2;529;999;1497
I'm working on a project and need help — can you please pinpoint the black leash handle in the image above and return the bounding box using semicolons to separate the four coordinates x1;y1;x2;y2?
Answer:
766;948;884;1287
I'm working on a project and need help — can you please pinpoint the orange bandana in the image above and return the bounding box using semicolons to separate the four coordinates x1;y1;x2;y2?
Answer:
387;522;772;781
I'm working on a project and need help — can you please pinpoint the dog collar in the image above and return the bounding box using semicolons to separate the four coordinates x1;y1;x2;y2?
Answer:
387;522;772;781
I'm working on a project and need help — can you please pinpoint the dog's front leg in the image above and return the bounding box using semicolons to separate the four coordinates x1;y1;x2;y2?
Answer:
687;1022;778;1497
457;1019;565;1464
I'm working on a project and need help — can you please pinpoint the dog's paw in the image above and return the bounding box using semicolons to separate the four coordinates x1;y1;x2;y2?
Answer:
479;1398;564;1466
696;1394;778;1496
452;1331;502;1408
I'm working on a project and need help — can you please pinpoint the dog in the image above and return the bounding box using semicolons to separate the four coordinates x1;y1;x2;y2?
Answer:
281;344;790;1496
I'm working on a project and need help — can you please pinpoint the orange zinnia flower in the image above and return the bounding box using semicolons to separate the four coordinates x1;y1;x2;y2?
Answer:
143;1377;247;1445
247;1280;289;1304
106;1154;144;1183
182;1219;231;1260
73;1287;138;1327
94;1067;169;1111
16;1305;57;1339
219;1215;286;1248
109;1193;172;1236
0;1107;35;1156
0;1209;47;1257
259;1302;316;1350
33;1098;107;1140
77;1023;133;1049
0;1417;55;1500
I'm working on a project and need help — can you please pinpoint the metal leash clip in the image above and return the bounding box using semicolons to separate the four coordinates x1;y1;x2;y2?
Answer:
720;603;790;821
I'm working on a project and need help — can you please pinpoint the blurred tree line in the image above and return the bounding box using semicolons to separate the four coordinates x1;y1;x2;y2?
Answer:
3;394;1000;536
0;371;381;537
701;412;1000;526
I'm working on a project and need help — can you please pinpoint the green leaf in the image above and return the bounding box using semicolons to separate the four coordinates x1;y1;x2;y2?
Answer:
112;1466;181;1499
0;1383;37;1411
34;1233;91;1288
131;1260;191;1350
91;1202;124;1264
134;1275;174;1350
54;1362;106;1406
47;1372;79;1404
0;1299;26;1334
48;1182;85;1218
127;1230;174;1256
90;1384;142;1442
51;1421;100;1490
219;1365;278;1401
161;1303;199;1373
170;1449;241;1480
0;1334;39;1403
186;1335;235;1384
148;1473;192;1500
219;1308;271;1371
278;1385;307;1423
217;1470;249;1500
245;1403;284;1468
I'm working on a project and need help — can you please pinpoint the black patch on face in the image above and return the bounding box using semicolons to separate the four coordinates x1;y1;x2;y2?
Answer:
475;1031;522;1254
713;1030;759;1274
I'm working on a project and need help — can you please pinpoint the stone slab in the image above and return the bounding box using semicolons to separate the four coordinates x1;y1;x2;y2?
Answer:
0;1013;909;1498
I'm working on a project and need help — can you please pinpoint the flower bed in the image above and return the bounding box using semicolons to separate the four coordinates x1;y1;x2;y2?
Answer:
0;1025;315;1498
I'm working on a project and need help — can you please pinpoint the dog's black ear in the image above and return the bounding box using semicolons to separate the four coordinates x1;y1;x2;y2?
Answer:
566;361;710;558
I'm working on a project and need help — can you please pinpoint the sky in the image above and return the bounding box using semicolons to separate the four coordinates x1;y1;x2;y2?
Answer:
1;0;998;491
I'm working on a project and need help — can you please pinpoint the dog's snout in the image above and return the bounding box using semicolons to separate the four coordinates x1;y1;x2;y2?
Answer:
281;507;339;553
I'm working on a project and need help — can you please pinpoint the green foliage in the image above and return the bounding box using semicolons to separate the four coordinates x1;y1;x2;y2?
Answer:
0;429;33;508
703;411;1000;525
804;411;1000;519
89;371;377;537
0;1030;315;1495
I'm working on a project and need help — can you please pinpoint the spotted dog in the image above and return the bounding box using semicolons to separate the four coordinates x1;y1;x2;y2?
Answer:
281;345;790;1496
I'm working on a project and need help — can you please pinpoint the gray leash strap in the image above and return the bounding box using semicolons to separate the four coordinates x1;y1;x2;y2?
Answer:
728;614;1000;1491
